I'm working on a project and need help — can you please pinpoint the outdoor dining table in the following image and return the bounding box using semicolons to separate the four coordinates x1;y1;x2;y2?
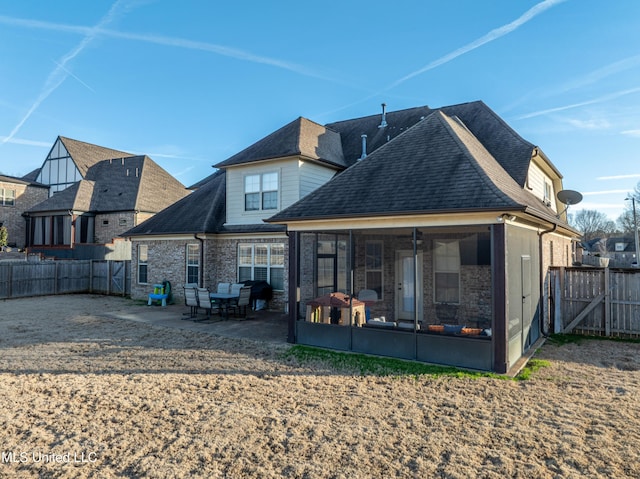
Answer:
209;292;239;320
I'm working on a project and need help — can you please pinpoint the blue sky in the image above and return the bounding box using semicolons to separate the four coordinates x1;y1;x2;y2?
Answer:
1;0;639;220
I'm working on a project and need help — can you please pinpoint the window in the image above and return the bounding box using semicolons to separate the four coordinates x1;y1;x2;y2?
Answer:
1;188;15;206
186;244;199;285
238;243;285;290
244;172;279;211
544;181;552;205
138;245;148;284
316;234;348;297
365;241;383;299
119;218;127;226
434;240;460;303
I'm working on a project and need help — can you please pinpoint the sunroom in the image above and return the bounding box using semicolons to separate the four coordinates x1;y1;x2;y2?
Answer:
287;221;509;372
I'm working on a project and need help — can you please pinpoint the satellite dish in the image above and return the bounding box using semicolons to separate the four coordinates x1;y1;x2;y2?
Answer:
556;190;583;218
557;190;583;206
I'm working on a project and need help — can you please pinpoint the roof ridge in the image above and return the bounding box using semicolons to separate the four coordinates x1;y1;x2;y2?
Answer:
436;111;520;206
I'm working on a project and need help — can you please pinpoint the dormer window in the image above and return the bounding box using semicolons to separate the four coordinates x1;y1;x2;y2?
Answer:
244;172;279;211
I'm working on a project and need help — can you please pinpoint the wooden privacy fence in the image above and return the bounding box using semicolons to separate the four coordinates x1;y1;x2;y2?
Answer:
0;260;131;299
548;266;640;337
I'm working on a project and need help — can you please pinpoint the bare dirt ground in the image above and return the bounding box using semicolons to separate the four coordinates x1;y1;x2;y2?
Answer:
1;294;639;478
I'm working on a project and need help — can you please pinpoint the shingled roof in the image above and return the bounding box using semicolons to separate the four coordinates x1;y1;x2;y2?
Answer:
58;136;133;177
123;170;285;236
27;156;189;214
267;110;560;224
214;117;346;169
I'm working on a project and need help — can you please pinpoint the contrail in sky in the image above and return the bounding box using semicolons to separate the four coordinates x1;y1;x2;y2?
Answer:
515;86;640;120
385;0;568;91
1;1;128;144
318;0;566;118
0;13;327;82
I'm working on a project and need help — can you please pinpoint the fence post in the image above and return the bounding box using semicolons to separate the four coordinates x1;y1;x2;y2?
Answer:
54;261;59;295
107;260;111;295
604;267;610;336
8;263;13;299
554;267;564;333
89;260;93;293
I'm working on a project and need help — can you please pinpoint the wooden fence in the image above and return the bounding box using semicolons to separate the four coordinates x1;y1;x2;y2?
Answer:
548;266;640;337
0;260;131;300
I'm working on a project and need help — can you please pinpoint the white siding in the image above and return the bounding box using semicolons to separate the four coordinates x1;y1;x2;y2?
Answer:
225;158;339;226
299;161;336;198
527;162;557;212
225;159;299;225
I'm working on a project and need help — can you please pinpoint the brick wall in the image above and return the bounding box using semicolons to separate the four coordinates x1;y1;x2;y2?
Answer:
94;212;138;244
131;235;288;311
0;181;49;249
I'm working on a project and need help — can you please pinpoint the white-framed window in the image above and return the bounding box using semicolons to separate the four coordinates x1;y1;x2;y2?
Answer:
138;244;148;284
434;240;460;303
186;244;199;285
544;180;552;205
365;240;383;299
244;172;279;211
238;243;284;290
1;188;15;206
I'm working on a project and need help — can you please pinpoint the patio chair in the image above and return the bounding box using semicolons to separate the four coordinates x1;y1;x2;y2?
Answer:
183;285;199;319
229;286;252;318
195;287;216;321
230;283;243;296
217;282;231;294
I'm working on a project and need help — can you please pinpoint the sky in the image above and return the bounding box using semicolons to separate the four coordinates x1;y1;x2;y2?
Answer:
1;0;640;221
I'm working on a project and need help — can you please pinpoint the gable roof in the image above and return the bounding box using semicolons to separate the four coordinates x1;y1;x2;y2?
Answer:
267;110;560;225
58;136;133;177
27;156;189;214
214;117;346;169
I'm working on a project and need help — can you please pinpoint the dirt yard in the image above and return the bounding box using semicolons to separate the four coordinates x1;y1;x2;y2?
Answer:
0;294;639;478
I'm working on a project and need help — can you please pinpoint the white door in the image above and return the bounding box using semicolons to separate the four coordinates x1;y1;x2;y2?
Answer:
395;250;423;321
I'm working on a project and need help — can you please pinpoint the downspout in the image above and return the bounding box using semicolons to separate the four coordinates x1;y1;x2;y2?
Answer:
195;233;205;288
538;223;557;336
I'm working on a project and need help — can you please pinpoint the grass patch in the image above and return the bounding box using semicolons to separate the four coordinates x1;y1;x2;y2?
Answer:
284;345;503;379
515;358;550;381
547;333;640;346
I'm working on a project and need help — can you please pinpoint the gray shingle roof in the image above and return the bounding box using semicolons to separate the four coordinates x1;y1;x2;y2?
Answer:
59;136;133;177
27;155;188;214
267;110;558;223
123;170;285;236
214;117;346;169
0;174;48;188
326;105;434;166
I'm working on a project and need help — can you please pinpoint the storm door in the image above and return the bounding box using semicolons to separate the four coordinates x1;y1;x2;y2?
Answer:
395;250;423;321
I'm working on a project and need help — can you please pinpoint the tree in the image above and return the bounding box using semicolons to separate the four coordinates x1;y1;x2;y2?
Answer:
617;182;640;235
0;226;7;249
571;209;617;241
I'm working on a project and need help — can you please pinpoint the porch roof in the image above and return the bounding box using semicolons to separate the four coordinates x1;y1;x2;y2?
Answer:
267;110;563;227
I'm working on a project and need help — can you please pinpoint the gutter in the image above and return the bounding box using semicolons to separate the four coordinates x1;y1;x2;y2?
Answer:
194;233;205;287
538;222;557;336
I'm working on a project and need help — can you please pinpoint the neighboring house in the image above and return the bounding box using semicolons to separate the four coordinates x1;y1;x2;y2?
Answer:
125;101;579;373
267;102;579;374
23;136;189;259
582;237;637;267
0;174;49;249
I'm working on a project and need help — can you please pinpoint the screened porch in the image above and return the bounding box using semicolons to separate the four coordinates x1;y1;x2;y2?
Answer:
291;225;498;371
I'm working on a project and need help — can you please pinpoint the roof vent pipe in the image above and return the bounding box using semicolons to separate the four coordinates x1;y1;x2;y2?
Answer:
378;103;388;128
360;134;367;160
